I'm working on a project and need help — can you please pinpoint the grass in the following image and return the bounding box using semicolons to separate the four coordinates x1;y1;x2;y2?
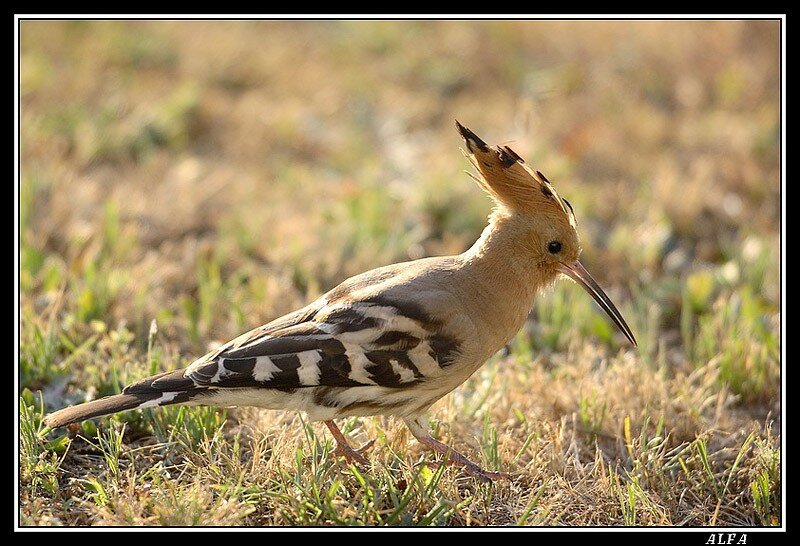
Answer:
18;20;780;527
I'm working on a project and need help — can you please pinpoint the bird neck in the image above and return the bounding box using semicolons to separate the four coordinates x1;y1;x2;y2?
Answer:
457;208;553;348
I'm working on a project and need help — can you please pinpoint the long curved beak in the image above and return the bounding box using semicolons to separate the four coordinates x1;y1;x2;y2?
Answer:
557;261;637;347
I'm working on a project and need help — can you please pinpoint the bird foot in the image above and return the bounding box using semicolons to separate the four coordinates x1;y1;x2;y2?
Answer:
324;420;374;466
331;438;375;466
412;432;513;483
460;464;513;483
424;457;513;483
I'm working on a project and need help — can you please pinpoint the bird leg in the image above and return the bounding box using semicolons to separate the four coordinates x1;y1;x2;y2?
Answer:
324;420;374;466
404;416;511;483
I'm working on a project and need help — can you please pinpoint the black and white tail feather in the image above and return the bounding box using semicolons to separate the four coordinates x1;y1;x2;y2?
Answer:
43;274;461;429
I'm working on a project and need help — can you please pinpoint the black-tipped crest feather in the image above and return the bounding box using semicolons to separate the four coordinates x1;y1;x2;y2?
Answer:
455;120;489;152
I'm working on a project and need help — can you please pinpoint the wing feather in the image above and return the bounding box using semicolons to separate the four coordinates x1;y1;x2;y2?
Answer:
181;295;461;391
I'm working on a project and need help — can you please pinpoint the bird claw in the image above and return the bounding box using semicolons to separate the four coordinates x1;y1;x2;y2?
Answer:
332;438;374;466
408;429;514;484
470;468;514;483
424;458;513;483
460;463;513;483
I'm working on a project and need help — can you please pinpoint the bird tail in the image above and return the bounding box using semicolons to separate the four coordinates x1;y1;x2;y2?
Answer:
43;370;208;429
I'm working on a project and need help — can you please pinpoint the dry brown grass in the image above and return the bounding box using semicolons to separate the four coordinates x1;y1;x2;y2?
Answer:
19;20;780;527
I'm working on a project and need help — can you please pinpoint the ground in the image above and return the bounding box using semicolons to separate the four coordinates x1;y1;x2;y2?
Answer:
19;20;781;527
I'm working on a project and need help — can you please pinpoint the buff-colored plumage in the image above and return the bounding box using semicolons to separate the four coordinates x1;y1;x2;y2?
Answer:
44;122;635;481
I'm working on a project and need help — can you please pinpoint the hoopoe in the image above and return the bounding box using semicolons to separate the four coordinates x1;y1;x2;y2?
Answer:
44;122;636;481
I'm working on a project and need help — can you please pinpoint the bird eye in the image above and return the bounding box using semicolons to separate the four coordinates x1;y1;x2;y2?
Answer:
547;241;562;254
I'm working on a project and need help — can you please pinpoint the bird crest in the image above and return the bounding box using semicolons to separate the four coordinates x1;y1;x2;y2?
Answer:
455;120;576;229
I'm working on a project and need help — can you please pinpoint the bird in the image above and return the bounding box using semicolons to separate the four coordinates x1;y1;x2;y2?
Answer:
44;121;636;481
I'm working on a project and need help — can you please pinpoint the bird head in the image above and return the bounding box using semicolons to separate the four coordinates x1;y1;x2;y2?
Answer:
455;120;636;347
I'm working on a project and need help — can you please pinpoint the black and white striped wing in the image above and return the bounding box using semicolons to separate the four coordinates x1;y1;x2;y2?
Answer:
181;297;460;390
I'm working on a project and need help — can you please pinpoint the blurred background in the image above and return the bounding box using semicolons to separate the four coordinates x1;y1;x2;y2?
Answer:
20;20;781;526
